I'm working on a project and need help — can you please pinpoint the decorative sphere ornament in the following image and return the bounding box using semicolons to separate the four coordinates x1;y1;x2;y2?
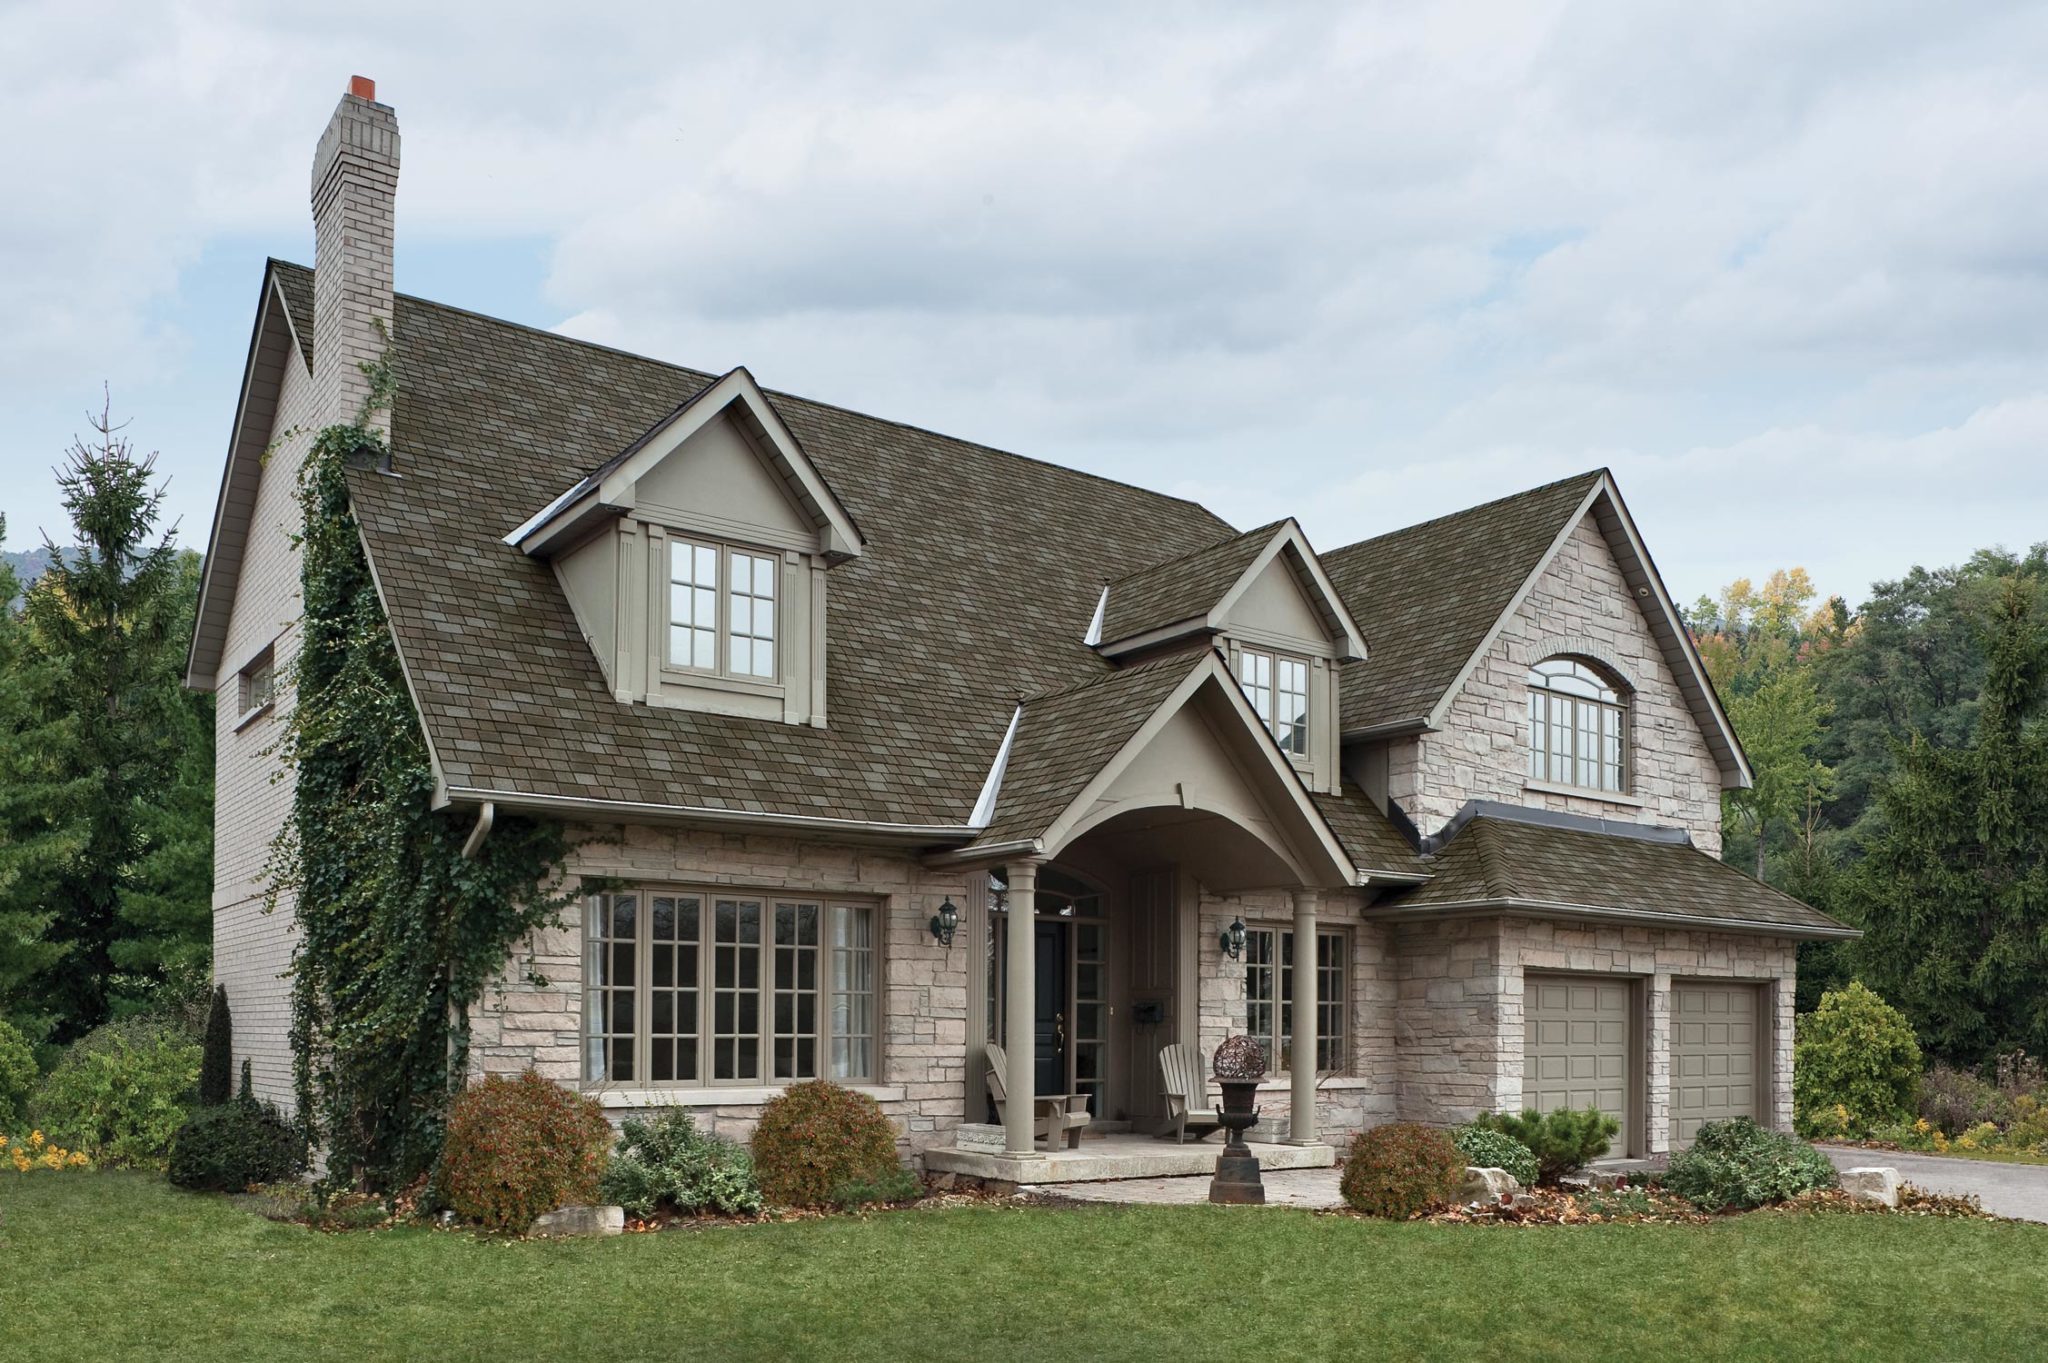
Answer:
1213;1034;1268;1081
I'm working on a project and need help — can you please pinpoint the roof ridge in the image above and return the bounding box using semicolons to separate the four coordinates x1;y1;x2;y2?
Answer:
270;259;1234;532
1323;469;1604;563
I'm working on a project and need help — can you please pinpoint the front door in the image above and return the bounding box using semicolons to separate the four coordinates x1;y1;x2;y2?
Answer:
1034;921;1069;1099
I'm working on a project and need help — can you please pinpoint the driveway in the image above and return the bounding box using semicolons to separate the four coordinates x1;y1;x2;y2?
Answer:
1819;1145;2048;1223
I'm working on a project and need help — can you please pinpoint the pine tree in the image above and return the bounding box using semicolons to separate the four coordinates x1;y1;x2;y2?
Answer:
10;398;210;1039
0;521;74;1042
1845;578;2048;1062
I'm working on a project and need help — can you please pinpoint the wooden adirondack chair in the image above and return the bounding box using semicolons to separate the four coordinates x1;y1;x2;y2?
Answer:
984;1044;1091;1150
1155;1043;1225;1143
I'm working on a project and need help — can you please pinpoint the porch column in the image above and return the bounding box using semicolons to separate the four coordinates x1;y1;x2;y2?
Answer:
1289;887;1321;1145
1003;858;1043;1155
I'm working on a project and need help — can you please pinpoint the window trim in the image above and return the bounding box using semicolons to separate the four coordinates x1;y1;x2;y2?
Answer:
1242;922;1348;1077
1235;645;1311;760
1525;655;1631;795
233;645;276;729
659;535;784;686
583;885;880;1092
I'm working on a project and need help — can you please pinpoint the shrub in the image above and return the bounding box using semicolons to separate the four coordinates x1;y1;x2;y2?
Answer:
0;1019;37;1131
439;1071;612;1232
1793;982;1919;1138
1450;1124;1539;1187
829;1166;924;1210
1918;1062;2003;1136
1472;1106;1618;1183
598;1107;762;1218
32;1018;201;1169
167;1095;306;1192
1339;1123;1464;1218
198;987;233;1108
1663;1117;1837;1211
750;1080;902;1209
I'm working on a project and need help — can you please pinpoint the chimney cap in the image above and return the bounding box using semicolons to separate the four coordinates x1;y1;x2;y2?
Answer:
349;75;376;101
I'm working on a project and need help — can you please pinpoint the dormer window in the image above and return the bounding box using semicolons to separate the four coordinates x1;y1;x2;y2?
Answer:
1527;657;1628;792
667;539;778;681
1237;647;1309;757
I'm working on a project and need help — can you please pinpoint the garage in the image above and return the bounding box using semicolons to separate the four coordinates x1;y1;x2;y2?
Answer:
1670;981;1763;1145
1523;974;1634;1156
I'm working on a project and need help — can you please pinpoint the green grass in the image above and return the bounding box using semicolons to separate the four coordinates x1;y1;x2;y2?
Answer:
4;1173;2047;1362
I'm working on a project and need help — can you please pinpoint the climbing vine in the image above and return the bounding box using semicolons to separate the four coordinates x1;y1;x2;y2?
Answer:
266;353;577;1192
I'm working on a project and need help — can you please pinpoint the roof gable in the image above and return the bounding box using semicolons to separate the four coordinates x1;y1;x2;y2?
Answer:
185;261;312;689
506;366;864;561
1324;470;1750;788
1096;520;1366;661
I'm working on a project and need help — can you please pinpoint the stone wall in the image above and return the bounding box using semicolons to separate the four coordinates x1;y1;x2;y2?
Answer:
1388;914;1797;1153
1390;513;1726;855
1193;885;1396;1141
465;823;974;1160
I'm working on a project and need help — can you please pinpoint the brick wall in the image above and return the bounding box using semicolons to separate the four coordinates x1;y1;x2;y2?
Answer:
1391;514;1725;854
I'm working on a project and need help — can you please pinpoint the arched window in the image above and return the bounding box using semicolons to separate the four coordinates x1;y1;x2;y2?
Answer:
1526;657;1628;793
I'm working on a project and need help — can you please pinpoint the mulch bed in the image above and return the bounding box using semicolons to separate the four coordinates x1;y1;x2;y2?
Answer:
1402;1182;1992;1227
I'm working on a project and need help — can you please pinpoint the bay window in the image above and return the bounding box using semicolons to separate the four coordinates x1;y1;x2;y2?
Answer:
587;889;876;1087
1243;925;1345;1073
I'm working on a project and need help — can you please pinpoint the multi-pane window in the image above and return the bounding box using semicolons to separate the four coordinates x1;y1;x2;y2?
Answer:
587;889;875;1087
728;551;778;679
666;540;779;679
1236;648;1310;757
1526;657;1627;793
1243;926;1346;1074
237;646;276;717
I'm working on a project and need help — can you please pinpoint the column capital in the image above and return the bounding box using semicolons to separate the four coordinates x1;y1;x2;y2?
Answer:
1290;886;1322;914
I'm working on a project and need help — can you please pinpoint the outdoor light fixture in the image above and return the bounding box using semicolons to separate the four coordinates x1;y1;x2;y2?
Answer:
1220;916;1247;961
929;897;959;948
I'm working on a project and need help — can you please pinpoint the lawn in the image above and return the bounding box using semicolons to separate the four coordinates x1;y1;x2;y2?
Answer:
4;1174;2047;1362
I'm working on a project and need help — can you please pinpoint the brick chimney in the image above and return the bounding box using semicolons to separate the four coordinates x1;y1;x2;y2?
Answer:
309;76;399;437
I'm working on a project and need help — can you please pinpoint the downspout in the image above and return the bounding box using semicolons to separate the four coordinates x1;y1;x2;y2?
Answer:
459;800;496;860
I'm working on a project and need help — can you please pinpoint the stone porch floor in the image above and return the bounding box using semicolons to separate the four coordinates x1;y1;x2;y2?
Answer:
923;1130;1336;1185
1038;1165;1346;1207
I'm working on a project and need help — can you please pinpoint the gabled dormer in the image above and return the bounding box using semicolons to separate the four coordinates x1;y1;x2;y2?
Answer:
505;368;864;727
1087;520;1366;795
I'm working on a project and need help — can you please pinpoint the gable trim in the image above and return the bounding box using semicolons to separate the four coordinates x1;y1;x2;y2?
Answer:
1207;521;1368;662
967;706;1022;829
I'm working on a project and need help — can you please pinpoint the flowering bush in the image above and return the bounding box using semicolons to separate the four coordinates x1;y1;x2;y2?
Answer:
438;1071;612;1232
1792;983;1919;1137
1339;1123;1464;1218
599;1107;761;1218
1;1130;91;1172
1451;1124;1539;1186
750;1080;903;1209
32;1018;201;1169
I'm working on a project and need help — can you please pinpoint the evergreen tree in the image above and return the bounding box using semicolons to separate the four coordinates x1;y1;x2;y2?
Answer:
0;520;74;1042
9;399;211;1039
1843;578;2048;1062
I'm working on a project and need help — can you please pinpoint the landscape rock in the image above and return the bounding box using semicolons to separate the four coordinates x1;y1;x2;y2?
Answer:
1838;1167;1901;1208
1459;1166;1522;1204
531;1204;625;1238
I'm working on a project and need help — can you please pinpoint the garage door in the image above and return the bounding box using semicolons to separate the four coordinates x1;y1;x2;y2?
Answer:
1670;982;1762;1146
1524;975;1632;1156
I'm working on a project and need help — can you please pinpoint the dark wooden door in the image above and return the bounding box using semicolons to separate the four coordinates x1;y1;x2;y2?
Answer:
1034;921;1068;1096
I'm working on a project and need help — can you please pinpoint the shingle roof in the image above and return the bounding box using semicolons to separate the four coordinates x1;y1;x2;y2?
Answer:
276;264;1237;826
1096;522;1283;647
273;261;314;369
968;655;1202;847
1377;812;1853;937
1312;785;1425;879
1322;472;1602;734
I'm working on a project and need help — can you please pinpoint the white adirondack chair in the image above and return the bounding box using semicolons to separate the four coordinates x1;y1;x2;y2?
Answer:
984;1043;1091;1150
1156;1043;1225;1143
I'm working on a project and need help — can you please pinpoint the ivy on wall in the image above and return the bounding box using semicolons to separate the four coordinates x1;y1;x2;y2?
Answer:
267;356;577;1192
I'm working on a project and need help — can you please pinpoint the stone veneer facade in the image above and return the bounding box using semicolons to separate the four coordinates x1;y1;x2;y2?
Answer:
1391;915;1795;1154
1389;512;1726;856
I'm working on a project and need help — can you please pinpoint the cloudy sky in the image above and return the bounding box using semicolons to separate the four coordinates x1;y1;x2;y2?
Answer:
3;0;2043;609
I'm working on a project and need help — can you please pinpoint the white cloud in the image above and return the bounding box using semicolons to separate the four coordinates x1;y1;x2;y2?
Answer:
1;0;2044;604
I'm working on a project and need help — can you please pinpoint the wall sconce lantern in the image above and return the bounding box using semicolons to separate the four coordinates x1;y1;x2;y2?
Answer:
1219;916;1247;961
929;897;959;949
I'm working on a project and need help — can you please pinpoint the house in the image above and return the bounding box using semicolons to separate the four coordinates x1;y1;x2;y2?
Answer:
190;81;1854;1181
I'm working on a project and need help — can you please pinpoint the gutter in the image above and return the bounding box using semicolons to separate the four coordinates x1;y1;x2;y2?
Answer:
459;801;495;860
1362;894;1862;942
437;784;975;846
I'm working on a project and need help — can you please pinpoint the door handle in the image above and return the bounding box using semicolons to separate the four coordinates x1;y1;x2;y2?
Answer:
1055;1011;1066;1049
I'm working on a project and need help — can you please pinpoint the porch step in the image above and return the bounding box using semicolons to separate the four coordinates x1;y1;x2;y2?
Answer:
923;1134;1337;1185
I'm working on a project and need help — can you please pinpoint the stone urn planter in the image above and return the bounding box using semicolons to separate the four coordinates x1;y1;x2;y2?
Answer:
1209;1035;1269;1205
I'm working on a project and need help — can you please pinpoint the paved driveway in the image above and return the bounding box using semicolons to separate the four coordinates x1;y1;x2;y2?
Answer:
1820;1146;2048;1223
